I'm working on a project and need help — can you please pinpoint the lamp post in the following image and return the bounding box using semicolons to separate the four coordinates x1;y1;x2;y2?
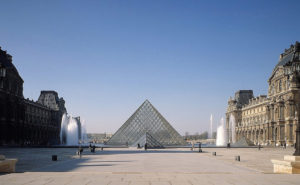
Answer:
289;59;300;156
293;109;300;156
292;67;300;156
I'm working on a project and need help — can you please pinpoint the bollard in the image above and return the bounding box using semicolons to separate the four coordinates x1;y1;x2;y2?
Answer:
52;155;57;161
212;152;216;156
227;143;230;149
235;156;240;161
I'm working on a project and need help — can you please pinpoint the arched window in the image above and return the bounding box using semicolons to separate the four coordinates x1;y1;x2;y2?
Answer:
279;80;282;92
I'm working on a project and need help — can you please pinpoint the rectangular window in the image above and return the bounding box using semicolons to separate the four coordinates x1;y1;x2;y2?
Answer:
290;125;293;141
0;68;6;77
8;81;11;91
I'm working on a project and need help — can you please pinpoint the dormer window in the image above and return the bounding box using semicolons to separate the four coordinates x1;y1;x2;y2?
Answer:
8;81;11;91
0;67;6;77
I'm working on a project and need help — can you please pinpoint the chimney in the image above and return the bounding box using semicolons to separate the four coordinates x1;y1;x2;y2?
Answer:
295;41;300;52
280;54;283;60
7;54;12;62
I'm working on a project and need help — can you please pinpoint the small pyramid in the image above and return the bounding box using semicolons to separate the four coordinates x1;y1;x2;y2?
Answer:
132;132;164;148
232;136;255;147
107;100;186;146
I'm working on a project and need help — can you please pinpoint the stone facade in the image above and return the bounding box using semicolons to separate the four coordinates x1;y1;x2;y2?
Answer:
226;41;300;146
0;47;66;145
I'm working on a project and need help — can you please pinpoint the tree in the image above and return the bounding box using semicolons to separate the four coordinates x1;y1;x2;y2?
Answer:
199;131;208;139
185;132;189;136
212;132;217;139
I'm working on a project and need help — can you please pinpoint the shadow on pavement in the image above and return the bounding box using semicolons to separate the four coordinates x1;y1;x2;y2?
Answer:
29;158;116;172
4;149;208;173
93;150;202;155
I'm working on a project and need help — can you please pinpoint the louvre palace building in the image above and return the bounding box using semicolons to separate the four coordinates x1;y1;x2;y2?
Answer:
226;41;300;146
0;47;67;145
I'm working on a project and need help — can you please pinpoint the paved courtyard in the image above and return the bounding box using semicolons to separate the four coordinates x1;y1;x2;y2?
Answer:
0;147;300;184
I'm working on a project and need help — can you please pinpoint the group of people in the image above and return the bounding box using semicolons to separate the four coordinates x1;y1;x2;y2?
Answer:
77;144;97;158
191;142;202;152
89;144;96;152
137;143;148;150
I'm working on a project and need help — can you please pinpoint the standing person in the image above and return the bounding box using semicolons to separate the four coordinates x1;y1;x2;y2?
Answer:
198;142;202;152
144;143;148;151
78;146;83;158
89;143;93;152
191;142;194;151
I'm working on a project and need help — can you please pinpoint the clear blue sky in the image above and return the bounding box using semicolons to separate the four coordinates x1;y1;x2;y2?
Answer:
1;0;299;134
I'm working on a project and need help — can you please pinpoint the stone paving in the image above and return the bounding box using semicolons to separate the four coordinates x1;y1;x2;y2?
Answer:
0;147;300;184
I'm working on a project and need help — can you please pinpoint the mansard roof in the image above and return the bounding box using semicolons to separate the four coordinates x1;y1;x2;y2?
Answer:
0;48;13;67
275;52;294;69
270;41;300;80
0;47;23;82
273;41;300;71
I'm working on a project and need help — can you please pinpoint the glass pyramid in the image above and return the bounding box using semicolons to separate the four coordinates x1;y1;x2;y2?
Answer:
107;100;186;146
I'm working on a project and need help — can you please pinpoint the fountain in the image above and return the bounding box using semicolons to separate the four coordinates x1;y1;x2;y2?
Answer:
216;117;227;146
209;114;213;139
80;119;88;143
229;114;236;143
60;113;86;145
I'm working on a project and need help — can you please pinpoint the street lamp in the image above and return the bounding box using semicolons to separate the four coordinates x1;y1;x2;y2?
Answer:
293;108;300;156
290;57;300;155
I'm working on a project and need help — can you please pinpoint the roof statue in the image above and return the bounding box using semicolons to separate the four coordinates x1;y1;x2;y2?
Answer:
107;100;186;147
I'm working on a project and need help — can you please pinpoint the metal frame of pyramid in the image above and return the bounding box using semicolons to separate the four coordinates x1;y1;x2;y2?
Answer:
107;100;186;147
